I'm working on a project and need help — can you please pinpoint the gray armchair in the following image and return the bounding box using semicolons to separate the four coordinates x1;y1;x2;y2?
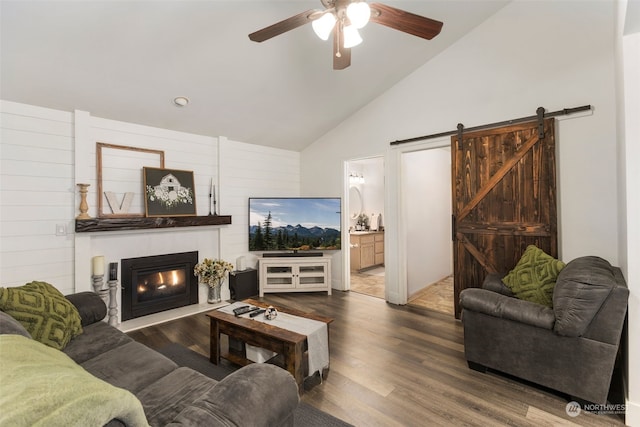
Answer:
460;256;628;404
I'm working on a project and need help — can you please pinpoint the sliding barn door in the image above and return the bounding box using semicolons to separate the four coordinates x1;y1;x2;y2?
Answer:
451;118;558;318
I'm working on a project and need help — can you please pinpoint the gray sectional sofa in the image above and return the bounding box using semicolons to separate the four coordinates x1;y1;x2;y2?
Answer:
460;256;628;404
0;291;299;426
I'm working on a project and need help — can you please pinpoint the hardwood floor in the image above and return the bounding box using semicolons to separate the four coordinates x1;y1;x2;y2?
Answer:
127;291;624;427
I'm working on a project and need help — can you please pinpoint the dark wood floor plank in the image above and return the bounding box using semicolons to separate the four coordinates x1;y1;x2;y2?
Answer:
127;290;624;427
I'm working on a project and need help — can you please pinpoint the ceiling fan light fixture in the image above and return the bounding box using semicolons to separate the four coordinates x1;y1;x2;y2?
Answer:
343;25;362;48
312;12;337;41
346;1;371;29
248;1;443;70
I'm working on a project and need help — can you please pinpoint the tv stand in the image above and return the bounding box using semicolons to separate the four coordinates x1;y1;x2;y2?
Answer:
259;255;331;296
262;251;323;258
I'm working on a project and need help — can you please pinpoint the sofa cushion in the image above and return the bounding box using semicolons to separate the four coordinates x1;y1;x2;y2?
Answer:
81;341;178;394
553;256;616;337
137;367;218;426
181;363;300;427
460;288;555;330
65;291;107;326
0;310;32;338
0;334;148;427
0;282;82;350
482;273;515;297
63;321;134;364
502;245;565;308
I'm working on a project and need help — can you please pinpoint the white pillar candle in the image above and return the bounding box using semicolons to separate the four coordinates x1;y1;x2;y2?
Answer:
92;256;105;276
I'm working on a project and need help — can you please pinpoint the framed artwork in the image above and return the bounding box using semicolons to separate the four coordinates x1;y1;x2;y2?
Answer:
97;143;165;218
143;167;197;217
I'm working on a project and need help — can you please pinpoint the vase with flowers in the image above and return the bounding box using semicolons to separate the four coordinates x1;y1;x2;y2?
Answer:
194;258;234;303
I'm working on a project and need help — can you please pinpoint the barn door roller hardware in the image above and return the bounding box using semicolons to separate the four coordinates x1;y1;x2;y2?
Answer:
536;107;546;139
457;123;464;151
389;104;592;147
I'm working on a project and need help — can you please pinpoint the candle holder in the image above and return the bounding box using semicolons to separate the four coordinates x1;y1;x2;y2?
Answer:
209;183;218;216
76;183;91;219
92;274;109;307
107;279;119;326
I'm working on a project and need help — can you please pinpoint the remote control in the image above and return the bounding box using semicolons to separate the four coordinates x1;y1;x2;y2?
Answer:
250;309;266;318
234;306;260;316
232;305;250;316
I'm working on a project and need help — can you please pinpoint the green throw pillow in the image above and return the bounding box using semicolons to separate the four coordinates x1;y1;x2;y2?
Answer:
0;282;82;350
22;280;65;298
502;245;565;308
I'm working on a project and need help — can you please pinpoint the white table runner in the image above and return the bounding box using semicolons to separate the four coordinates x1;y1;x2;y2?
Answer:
219;302;329;378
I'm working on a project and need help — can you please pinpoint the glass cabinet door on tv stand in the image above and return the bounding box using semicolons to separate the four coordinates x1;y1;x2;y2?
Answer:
258;256;331;296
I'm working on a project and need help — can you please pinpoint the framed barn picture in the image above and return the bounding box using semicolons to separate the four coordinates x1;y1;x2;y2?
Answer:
143;167;196;217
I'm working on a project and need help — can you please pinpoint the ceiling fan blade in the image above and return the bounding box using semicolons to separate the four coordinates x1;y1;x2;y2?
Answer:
369;3;443;40
333;24;351;70
249;9;318;42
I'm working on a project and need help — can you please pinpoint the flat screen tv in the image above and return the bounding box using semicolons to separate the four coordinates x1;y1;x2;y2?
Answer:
249;197;341;252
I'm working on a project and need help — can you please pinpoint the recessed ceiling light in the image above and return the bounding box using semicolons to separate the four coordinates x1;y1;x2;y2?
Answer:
173;96;190;107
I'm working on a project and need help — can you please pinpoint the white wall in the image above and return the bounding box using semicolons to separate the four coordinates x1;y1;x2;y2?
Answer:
402;148;452;297
301;0;618;303
218;137;300;271
0;101;75;293
73;111;222;309
618;2;640;422
0;101;301;310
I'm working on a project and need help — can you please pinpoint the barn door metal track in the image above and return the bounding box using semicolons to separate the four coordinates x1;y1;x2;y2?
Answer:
389;104;591;146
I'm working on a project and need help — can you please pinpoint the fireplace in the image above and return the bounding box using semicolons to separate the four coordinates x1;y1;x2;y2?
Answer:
121;251;199;321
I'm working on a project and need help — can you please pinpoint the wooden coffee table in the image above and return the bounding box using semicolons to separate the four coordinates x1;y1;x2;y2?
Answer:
207;299;333;392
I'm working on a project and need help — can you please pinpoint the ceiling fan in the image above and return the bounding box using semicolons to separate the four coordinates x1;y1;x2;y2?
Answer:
248;0;443;70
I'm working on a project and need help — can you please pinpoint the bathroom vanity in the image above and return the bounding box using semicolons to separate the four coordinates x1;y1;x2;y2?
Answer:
350;231;384;272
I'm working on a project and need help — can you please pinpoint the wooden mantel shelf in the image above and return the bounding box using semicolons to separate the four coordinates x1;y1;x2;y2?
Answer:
75;215;232;233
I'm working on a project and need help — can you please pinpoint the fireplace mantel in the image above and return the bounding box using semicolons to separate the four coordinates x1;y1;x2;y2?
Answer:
75;215;232;233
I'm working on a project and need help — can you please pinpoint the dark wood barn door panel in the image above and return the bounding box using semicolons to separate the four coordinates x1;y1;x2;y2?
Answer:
451;118;557;318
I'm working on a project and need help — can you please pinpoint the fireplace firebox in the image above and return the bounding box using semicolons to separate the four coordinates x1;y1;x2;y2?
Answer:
121;251;199;321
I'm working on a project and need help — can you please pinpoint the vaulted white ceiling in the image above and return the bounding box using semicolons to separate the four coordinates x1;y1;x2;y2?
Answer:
1;0;508;151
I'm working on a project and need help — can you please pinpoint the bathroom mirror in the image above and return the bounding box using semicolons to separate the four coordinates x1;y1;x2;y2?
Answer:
349;186;363;220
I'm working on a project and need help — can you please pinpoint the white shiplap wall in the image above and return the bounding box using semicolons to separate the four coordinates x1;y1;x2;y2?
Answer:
84;115;219;218
74;112;222;309
219;137;300;270
1;101;302;307
0;101;76;293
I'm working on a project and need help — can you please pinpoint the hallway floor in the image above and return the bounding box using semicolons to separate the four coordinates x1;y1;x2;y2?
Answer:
349;267;385;299
349;269;454;317
408;275;454;316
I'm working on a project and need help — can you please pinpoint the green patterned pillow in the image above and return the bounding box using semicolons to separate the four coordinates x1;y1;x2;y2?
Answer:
22;280;65;297
0;282;82;350
502;245;565;308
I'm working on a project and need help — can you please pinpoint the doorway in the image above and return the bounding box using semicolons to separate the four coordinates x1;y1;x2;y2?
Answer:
346;157;385;299
402;147;454;316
